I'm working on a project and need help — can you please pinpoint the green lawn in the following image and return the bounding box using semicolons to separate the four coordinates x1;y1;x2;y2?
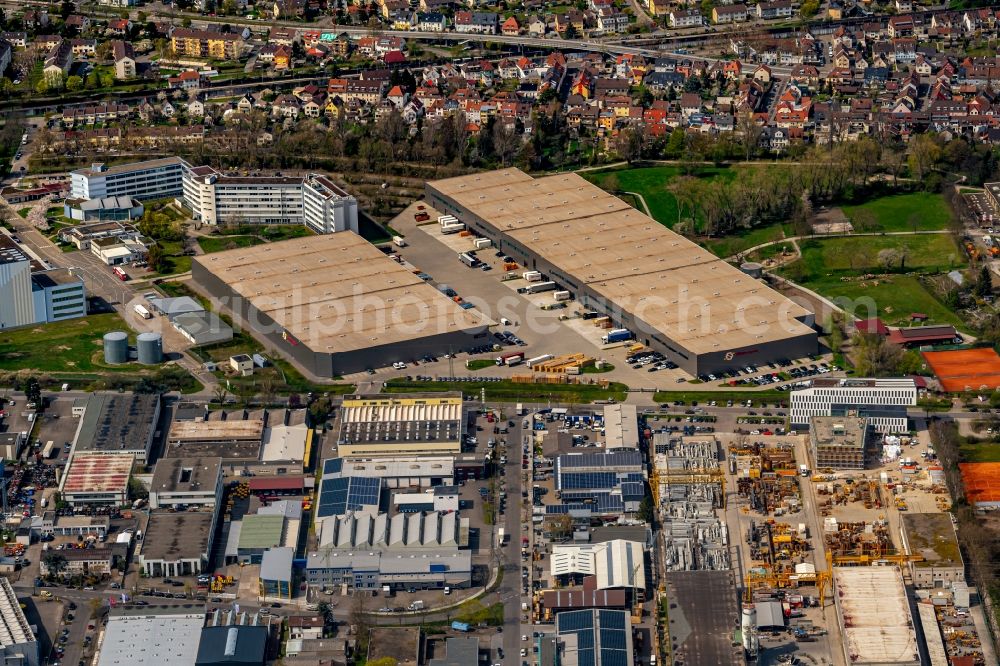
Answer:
804;275;967;330
960;439;1000;463
653;389;787;406
0;313;133;373
197;235;263;254
384;379;627;403
841;192;951;232
795;234;962;277
16;207;29;218
582;165;732;229
703;223;793;258
154;240;192;275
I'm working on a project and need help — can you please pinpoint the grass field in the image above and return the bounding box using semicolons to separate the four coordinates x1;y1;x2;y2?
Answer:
0;313;132;373
795;234;961;277
385;379;627;403
16;207;29;218
841;193;951;232
704;223;794;258
582;165;732;229
197;235;263;254
805;275;967;330
960;439;1000;463
653;389;787;406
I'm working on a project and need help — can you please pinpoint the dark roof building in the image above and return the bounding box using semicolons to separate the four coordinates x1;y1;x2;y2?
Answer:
855;318;889;337
887;325;959;347
196;625;269;666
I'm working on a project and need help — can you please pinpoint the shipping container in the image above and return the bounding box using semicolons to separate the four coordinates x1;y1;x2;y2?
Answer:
438;215;458;225
474;238;492;249
524;281;556;294
392;236;406;247
553;290;572;301
441;222;465;234
459;252;479;267
522;271;542;282
527;354;554;367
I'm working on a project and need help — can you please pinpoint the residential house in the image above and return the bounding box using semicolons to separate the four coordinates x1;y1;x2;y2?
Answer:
454;11;499;34
43;41;73;84
416;12;448;31
502;16;520;36
170;28;243;60
527;16;547;36
70;39;97;57
112;41;135;80
273;0;307;19
713;4;749;24
757;0;793;20
597;9;628;33
669;9;703;28
167;70;202;90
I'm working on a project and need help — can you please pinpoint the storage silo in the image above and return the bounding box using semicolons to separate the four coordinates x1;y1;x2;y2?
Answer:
740;262;764;279
103;332;129;365
136;332;163;365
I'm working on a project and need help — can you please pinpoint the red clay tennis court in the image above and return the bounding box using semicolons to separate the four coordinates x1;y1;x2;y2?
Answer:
923;348;1000;392
960;463;1000;506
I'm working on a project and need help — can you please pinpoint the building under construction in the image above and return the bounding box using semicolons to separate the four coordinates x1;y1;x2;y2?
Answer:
809;416;871;470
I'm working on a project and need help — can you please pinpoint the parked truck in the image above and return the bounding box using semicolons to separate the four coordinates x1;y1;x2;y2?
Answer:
601;328;633;344
553;290;572;301
474;238;492;249
459;252;480;267
392;236;406;247
441;222;466;234
496;352;524;366
522;270;542;282
527;354;554;368
522;281;556;294
133;304;152;319
451;621;470;632
497;527;507;546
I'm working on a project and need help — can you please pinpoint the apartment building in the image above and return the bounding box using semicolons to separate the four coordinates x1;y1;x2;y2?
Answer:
170;27;243;60
70;157;188;201
182;166;358;232
790;378;917;433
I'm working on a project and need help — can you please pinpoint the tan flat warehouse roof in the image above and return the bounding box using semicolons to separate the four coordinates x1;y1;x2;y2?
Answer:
430;169;813;355
194;233;486;352
167;419;264;442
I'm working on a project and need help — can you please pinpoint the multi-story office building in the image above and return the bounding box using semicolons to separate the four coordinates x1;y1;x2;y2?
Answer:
182;166;358;232
790;378;917;433
70;157;188;201
0;237;86;330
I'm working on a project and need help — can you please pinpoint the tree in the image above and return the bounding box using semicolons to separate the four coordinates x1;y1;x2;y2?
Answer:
877;248;901;270
908;133;942;182
736;111;763;161
25;377;41;406
65;75;83;91
799;0;820;16
212;384;229;405
614;126;644;164
637;494;655;523
145;243;166;273
852;332;906;377
975;265;993;299
850;209;880;233
34;78;48;95
42;553;68;578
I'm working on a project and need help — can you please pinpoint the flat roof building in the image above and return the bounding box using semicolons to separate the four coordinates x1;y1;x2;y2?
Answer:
427;636;481;666
139;511;215;577
602;404;638;449
196;625;268;666
550;540;646;591
555;609;634;666
808;416;870;470
0;235;87;330
183;167;359;234
171;310;234;346
0;578;38;666
148;456;223;510
60;453;133;505
337;393;465;457
190;234;489;377
70;157;188;201
97;605;205;666
833;567;919;666
72;392;161;461
900;513;965;589
426;169;817;375
338;455;455;488
790;378;916;434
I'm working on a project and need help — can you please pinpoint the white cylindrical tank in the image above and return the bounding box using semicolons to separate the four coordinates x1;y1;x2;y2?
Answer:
742;604;759;657
136;332;163;365
103;331;128;365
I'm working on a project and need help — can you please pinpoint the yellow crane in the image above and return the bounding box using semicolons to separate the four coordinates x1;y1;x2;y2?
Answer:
743;567;831;607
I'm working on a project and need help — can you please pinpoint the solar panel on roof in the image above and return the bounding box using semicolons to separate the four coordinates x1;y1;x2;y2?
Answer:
316;475;382;518
323;458;344;476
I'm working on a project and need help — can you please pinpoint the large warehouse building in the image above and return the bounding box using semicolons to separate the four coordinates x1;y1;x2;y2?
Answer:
191;234;488;377
426;169;817;375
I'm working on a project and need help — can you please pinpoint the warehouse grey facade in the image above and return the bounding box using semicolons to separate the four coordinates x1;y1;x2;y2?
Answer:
426;169;817;376
190;234;489;378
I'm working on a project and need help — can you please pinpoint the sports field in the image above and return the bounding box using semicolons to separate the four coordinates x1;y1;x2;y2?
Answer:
923;348;1000;392
960;462;1000;506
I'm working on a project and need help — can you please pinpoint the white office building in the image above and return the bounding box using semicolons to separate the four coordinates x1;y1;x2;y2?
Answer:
790;378;917;434
70;157;189;201
182;166;358;233
1;238;86;330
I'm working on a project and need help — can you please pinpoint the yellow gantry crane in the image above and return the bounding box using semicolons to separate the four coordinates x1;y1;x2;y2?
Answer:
743;567;832;607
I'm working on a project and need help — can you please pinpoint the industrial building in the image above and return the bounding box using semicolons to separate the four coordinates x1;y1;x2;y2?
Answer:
59;220;140;250
196;625;268;666
316;511;468;550
148;457;223;510
550;540;646;591
833;567;920;666
304;548;472;591
552;451;646;515
554;609;634;666
316;458;383;519
72;392;161;461
139;511;215;577
0;578;38;666
900;513;965;589
183;166;359;233
190;234;488;377
790;378;916;433
171;310;234;346
0;236;86;330
425;169;817;375
602;404;639;449
70;157;188;201
59;453;133;505
338;455;455;488
337;393;465;457
808;416;871;470
97;605;206;666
